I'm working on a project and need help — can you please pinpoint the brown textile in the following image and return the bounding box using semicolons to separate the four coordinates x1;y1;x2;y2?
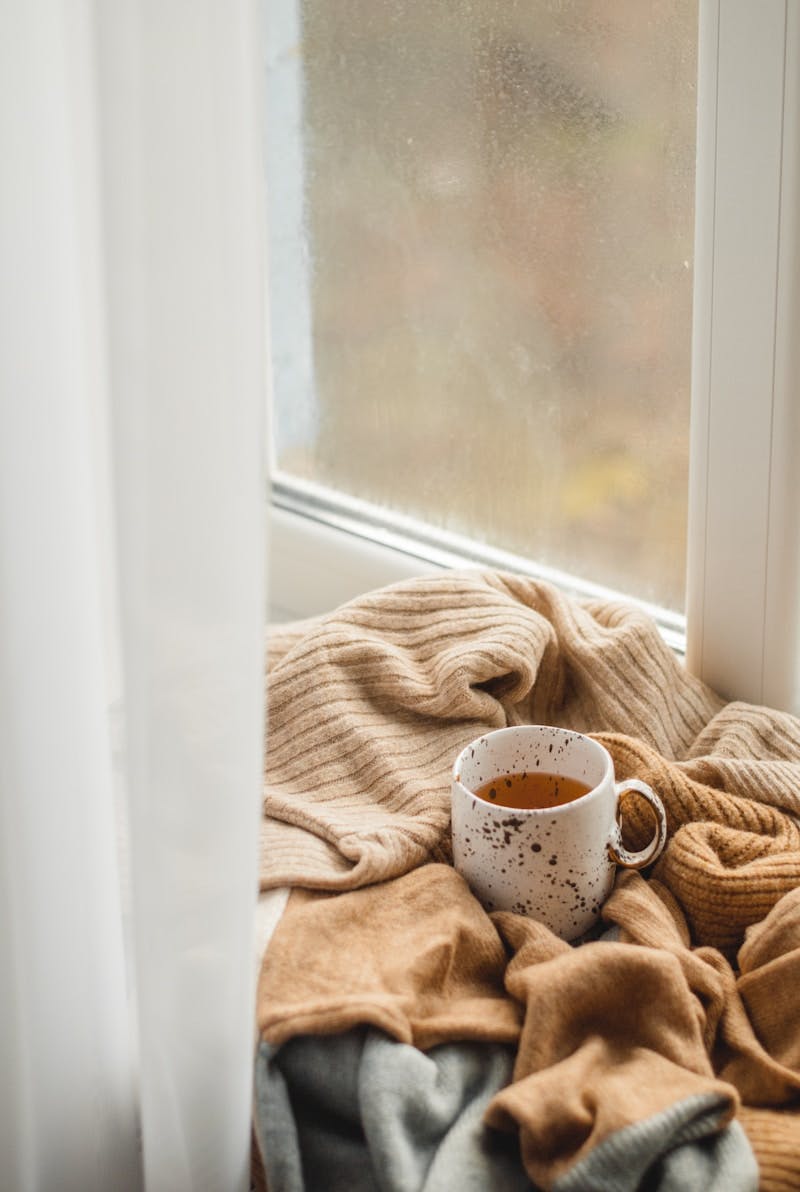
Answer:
262;571;722;891
259;572;800;1188
602;872;800;1106
599;733;800;956
257;865;740;1189
739;1108;800;1192
257;864;522;1050
486;904;738;1188
257;865;800;1189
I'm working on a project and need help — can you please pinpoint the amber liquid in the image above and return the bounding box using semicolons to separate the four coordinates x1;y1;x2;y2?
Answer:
473;771;592;810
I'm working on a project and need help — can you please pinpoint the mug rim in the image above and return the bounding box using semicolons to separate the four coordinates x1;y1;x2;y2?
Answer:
452;725;613;817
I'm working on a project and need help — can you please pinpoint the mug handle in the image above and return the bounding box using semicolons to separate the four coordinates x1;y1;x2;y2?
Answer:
607;779;668;870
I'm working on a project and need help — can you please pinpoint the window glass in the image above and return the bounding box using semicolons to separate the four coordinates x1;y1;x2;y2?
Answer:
267;0;698;613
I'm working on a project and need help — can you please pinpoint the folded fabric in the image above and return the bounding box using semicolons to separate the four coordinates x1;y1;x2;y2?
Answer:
602;872;800;1107
552;1108;757;1192
598;734;800;955
258;573;800;1188
738;1107;800;1192
725;885;800;1106
262;571;722;891
257;865;522;1051
737;885;800;1077
254;1028;759;1192
254;1029;531;1192
485;910;740;1189
257;864;755;1190
262;574;800;959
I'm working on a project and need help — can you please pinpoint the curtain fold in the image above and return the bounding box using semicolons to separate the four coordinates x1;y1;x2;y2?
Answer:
1;2;266;1189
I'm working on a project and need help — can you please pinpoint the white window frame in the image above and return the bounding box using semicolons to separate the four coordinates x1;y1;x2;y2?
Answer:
686;0;800;712
266;0;800;714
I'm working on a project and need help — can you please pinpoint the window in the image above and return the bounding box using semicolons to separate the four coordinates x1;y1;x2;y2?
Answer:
266;0;800;714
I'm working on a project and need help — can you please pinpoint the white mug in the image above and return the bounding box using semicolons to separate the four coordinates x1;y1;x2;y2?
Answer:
451;725;667;941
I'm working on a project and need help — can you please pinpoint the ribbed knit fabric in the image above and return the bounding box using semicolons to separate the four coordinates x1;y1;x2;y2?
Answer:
738;1108;800;1192
262;570;724;892
551;1101;757;1192
597;733;800;956
259;571;800;1189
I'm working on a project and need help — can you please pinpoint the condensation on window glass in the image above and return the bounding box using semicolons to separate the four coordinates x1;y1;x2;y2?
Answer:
267;0;698;613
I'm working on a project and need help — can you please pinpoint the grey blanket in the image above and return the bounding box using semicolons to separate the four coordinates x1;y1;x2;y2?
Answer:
254;1028;757;1192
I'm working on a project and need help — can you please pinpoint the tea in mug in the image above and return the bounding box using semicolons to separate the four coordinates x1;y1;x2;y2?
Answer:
473;771;592;810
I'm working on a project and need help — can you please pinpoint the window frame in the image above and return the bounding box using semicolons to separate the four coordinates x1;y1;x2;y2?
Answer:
267;0;800;714
686;0;800;711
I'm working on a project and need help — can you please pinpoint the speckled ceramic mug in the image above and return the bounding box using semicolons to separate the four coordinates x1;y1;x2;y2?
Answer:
451;725;667;941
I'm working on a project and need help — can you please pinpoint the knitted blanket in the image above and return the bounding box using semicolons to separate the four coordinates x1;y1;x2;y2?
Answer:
256;571;800;1190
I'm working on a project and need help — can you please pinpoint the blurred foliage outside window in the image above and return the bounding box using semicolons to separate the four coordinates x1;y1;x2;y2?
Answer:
268;0;698;613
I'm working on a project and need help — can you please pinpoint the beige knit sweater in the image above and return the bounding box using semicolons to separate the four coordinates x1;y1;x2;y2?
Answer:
259;570;800;1189
262;570;800;899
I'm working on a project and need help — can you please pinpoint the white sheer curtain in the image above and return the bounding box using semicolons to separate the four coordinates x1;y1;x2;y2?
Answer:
1;2;266;1190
